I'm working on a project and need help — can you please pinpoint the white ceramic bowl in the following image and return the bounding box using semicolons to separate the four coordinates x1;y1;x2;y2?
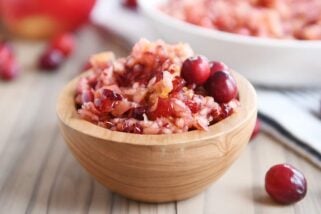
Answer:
139;0;321;87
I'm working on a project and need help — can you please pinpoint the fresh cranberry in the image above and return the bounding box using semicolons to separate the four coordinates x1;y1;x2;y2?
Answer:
205;71;238;103
148;98;174;120
39;49;64;71
250;118;261;140
122;0;137;9
128;106;147;120
0;58;20;81
0;42;14;67
0;42;20;81
209;61;229;75
181;55;210;85
265;164;307;204
51;33;75;57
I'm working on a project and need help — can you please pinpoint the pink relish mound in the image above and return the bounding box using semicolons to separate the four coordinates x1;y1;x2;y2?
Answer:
75;39;239;134
161;0;321;40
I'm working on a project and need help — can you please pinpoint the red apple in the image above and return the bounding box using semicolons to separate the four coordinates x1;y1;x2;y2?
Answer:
0;0;96;39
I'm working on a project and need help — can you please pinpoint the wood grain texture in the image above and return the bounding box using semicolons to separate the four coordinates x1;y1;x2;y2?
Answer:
0;26;320;213
56;66;257;202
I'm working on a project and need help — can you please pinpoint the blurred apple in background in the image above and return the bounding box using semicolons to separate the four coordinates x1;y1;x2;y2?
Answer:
0;0;96;39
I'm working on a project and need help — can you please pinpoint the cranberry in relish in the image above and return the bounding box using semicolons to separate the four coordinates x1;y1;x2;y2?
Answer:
181;55;210;85
205;71;238;103
76;39;239;134
209;61;228;75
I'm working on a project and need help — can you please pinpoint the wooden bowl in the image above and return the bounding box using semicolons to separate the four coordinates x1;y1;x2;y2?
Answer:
56;71;257;202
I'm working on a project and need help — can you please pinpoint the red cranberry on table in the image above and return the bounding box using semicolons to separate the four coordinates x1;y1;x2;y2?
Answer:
181;55;211;85
265;164;307;204
0;42;14;64
39;49;65;71
0;58;20;81
122;0;137;9
0;41;20;81
205;71;238;103
209;61;229;75
38;32;75;71
250;118;261;140
51;33;75;57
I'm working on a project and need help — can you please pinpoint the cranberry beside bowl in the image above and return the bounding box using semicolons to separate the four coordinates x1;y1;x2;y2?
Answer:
139;0;321;87
56;39;257;202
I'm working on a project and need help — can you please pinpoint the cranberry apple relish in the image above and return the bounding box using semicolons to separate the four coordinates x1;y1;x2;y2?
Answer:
75;39;239;134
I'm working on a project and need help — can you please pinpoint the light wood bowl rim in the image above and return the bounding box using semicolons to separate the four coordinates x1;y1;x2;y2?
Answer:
56;71;257;146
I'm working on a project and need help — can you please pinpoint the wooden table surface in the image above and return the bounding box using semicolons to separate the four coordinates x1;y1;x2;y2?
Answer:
0;26;320;214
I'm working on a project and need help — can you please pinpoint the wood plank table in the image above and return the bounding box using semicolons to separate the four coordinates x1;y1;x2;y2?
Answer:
0;26;320;214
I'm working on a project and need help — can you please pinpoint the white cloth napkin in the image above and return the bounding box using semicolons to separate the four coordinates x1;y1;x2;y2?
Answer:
257;90;321;168
91;0;321;168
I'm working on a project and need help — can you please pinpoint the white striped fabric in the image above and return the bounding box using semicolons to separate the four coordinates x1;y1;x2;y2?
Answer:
257;90;321;168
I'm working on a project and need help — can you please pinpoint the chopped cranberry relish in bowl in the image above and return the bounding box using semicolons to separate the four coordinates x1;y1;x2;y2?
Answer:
75;39;239;134
56;39;256;202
